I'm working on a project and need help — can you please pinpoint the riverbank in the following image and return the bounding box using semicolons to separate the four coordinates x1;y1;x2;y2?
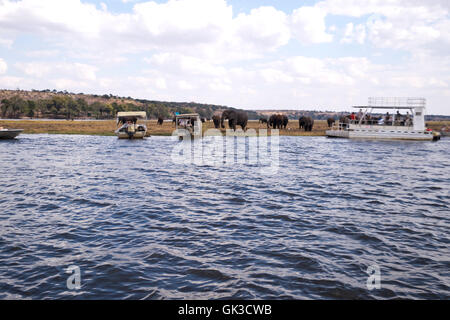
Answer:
1;119;448;137
0;119;329;136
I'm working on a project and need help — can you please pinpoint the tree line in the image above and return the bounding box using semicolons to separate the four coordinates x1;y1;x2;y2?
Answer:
0;95;233;120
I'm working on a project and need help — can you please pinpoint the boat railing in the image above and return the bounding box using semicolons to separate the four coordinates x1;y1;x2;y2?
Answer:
353;119;413;126
332;119;414;131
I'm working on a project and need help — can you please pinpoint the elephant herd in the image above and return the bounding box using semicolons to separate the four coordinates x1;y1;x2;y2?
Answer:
162;111;330;132
268;114;289;129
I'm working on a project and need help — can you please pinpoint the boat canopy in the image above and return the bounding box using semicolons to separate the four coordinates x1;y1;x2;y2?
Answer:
175;113;200;119
117;111;147;119
352;97;426;131
353;106;424;109
117;111;147;125
353;97;426;110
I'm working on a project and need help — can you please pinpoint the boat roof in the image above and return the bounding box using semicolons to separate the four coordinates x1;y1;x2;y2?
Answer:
117;111;147;118
176;113;200;118
354;97;426;110
353;106;424;109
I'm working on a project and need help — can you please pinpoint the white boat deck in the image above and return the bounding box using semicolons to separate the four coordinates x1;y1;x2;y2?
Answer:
326;97;440;141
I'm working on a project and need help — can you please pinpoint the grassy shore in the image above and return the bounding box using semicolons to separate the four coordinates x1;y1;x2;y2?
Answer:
0;119;328;136
0;119;448;137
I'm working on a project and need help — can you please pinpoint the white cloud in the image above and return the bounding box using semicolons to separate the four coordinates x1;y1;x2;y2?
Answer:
233;6;290;50
177;80;195;90
0;59;7;74
260;68;294;84
0;76;24;88
0;0;328;63
291;6;333;44
145;53;226;77
341;23;366;44
319;0;450;52
0;37;13;48
14;62;97;81
25;50;60;58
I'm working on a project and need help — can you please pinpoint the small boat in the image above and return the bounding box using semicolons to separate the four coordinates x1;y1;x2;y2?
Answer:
440;126;450;137
174;113;202;140
0;127;23;139
115;112;147;139
326;97;440;141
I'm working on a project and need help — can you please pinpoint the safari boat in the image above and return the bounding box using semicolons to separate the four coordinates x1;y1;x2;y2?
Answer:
0;127;23;139
326;97;440;141
115;112;147;139
174;113;202;140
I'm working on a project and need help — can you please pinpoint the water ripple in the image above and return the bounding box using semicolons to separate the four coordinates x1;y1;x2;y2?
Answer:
0;134;449;299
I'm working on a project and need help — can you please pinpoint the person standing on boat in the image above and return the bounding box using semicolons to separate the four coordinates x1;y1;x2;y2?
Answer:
357;109;363;121
395;110;403;125
405;112;412;126
385;112;391;125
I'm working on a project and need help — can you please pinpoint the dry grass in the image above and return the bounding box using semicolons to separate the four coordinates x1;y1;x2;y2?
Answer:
0;119;329;136
426;121;450;132
0;120;117;136
1;119;448;137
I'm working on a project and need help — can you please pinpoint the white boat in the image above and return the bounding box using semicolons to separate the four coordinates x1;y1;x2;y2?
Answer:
174;113;202;140
0;128;23;139
115;112;148;139
326;97;440;141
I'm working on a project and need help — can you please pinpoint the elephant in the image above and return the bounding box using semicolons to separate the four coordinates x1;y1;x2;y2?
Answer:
339;115;350;129
268;114;283;129
282;115;288;129
157;117;164;125
212;115;221;129
221;110;248;131
299;116;314;131
327;117;335;128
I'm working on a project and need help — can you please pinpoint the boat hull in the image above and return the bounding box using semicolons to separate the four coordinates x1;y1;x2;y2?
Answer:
326;129;435;141
0;129;23;139
116;131;147;139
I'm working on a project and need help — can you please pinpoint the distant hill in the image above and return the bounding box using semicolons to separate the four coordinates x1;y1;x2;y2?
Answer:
1;89;449;121
0;89;260;120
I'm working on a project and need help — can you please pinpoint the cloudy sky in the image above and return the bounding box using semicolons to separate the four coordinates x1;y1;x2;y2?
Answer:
0;0;449;114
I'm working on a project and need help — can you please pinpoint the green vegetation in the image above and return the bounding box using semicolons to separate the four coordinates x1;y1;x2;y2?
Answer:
1;89;449;121
0;89;261;120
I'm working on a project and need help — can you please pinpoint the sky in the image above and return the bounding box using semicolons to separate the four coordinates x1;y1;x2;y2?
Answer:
0;0;449;114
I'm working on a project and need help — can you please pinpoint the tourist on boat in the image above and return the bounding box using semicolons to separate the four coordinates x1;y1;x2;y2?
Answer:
405;112;412;126
395;110;402;125
350;112;356;121
384;112;391;125
357;109;363;121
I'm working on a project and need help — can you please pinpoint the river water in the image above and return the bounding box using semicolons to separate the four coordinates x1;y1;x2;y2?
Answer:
0;134;448;299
